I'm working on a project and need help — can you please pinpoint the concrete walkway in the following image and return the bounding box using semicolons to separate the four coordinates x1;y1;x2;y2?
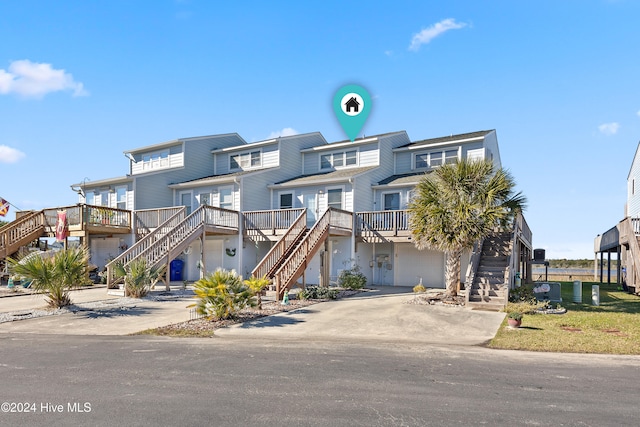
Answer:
0;285;506;345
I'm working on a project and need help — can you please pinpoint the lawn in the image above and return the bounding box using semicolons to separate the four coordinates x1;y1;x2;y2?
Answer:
488;281;640;354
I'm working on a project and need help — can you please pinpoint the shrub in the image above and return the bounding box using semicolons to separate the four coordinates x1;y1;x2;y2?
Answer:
113;258;161;298
299;285;339;300
508;312;523;321
8;247;91;308
413;284;426;293
191;269;255;320
243;275;271;310
508;285;537;304
338;266;366;290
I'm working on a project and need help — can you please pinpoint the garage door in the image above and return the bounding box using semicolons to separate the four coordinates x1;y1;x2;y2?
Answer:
395;244;444;288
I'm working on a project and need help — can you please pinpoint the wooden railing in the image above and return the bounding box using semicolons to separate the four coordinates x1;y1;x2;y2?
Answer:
0;211;46;258
329;208;353;232
135;207;186;238
243;208;305;235
106;208;187;286
357;210;409;236
106;205;239;286
43;204;131;230
251;210;307;279
274;209;333;298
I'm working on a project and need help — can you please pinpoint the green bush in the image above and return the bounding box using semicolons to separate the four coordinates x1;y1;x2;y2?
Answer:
190;268;255;320
9;247;91;308
243;275;271;310
113;258;161;298
338;266;366;290
299;286;339;300
508;285;537;304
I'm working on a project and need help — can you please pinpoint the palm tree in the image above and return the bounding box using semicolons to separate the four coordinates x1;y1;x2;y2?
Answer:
244;275;271;310
408;159;526;297
9;247;91;308
113;258;161;298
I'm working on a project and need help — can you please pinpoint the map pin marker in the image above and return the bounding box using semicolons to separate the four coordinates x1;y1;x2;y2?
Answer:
333;84;371;142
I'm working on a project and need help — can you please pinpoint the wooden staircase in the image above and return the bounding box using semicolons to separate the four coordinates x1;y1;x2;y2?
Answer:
0;211;47;262
251;210;307;280
106;207;187;287
467;231;512;311
105;205;238;289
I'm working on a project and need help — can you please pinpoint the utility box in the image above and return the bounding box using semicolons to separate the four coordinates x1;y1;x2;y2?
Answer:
533;282;562;303
533;249;546;262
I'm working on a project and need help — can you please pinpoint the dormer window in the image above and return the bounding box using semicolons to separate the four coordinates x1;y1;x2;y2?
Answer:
414;148;460;169
230;150;261;170
142;150;169;171
320;150;358;170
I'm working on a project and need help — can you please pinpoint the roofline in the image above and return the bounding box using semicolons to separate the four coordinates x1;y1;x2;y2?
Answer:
211;138;276;153
70;175;132;187
300;131;406;153
627;140;640;181
393;133;491;152
124;133;246;154
168;168;273;189
371;181;420;189
268;167;376;188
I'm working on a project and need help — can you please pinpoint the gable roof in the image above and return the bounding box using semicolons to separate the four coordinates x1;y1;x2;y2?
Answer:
125;133;246;154
269;166;378;188
397;130;494;150
300;131;407;153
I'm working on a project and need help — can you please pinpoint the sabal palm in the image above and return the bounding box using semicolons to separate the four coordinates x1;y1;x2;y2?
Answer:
9;247;90;308
408;159;526;296
113;258;160;298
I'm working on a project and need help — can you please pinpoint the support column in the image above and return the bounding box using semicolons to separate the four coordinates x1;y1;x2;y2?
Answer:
607;251;611;284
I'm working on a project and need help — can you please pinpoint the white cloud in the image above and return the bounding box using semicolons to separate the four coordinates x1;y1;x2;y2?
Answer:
408;18;467;51
0;145;26;164
598;122;620;135
637;110;640;118
267;127;298;139
0;60;88;98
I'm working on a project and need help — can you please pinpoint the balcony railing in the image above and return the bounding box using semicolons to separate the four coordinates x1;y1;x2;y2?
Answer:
243;208;305;235
42;204;131;230
357;210;409;236
134;207;186;238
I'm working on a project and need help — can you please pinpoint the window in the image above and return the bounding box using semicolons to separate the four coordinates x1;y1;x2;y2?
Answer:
116;187;127;210
230;150;261;170
219;188;233;210
279;193;293;209
327;189;343;210
142;150;169;171
383;193;400;211
320;150;358;169
415;154;428;169
444;149;458;164
199;192;211;206
415;148;459;169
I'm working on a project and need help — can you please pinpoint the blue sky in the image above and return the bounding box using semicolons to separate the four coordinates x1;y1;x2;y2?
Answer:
1;0;639;259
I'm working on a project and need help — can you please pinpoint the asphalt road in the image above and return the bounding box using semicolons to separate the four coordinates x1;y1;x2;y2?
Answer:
0;335;638;427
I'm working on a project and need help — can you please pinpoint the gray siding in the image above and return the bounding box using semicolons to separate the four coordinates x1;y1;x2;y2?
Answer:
358;142;379;166
483;130;501;169
628;145;640;217
395;151;412;174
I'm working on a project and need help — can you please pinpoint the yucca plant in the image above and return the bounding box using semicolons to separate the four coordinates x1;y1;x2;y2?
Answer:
243;275;271;310
113;258;161;298
190;268;255;320
8;247;91;308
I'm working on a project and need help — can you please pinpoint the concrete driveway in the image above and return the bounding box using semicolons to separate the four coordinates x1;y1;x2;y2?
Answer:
215;286;506;346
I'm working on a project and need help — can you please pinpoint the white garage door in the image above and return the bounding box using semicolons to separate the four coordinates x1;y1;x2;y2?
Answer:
395;244;444;288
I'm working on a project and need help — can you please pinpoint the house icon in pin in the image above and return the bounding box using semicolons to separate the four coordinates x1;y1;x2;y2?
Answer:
345;97;360;113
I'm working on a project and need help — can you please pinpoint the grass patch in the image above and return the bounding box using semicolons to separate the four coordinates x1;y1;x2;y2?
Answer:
133;324;216;338
489;282;640;354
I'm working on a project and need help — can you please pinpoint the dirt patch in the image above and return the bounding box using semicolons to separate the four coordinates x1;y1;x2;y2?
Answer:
602;328;627;337
560;326;582;333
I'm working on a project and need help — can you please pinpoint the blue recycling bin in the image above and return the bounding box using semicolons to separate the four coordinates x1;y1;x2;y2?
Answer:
170;259;184;281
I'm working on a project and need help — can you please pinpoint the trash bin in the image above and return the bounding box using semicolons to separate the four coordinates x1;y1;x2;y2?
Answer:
170;259;184;281
573;280;582;303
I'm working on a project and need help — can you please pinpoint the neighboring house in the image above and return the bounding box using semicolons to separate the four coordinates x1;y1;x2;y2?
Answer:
595;140;640;292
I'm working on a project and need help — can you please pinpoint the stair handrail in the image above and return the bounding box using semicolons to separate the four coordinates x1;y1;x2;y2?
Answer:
106;207;186;286
464;238;484;306
251;209;307;279
125;205;238;272
0;210;45;256
274;208;333;298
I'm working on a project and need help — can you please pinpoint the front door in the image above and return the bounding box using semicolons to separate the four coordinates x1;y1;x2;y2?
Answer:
302;192;317;227
180;191;193;215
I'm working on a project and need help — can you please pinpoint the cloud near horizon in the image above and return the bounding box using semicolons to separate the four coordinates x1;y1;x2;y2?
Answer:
598;122;620;135
409;18;467;51
0;60;88;98
0;145;26;164
267;127;298;139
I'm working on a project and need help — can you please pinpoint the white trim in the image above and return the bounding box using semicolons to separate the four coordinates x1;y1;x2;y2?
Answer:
217;185;234;210
278;191;294;209
229;149;262;171
326;185;345;210
393;135;486;152
319;148;359;171
381;191;401;211
301;136;380;152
